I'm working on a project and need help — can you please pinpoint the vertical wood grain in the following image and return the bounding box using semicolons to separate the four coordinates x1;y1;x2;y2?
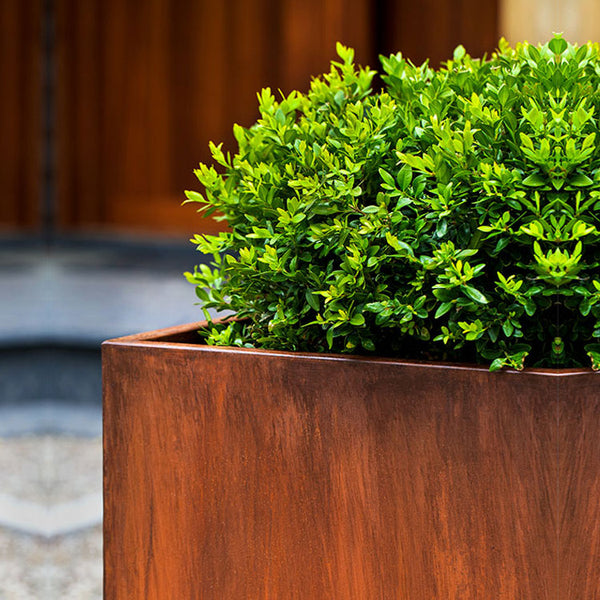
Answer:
381;0;499;66
0;0;42;231
279;0;374;94
499;0;600;46
56;0;105;226
55;0;376;236
55;0;498;236
104;328;569;599
4;1;500;236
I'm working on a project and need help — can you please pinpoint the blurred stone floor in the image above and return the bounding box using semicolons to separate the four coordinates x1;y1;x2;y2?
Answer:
0;238;211;599
0;436;102;600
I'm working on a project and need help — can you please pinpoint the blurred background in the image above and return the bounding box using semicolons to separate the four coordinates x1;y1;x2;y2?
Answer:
0;0;597;597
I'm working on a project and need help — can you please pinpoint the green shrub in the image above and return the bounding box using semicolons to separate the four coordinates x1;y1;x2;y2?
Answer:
185;35;600;370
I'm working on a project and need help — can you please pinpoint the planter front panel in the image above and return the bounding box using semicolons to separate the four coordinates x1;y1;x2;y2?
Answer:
558;374;600;597
102;328;600;599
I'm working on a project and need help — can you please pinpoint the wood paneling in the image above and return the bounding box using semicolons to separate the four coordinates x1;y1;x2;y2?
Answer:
103;322;599;599
500;0;600;47
2;1;500;237
380;0;499;66
279;0;374;92
56;0;375;237
56;0;499;237
0;0;42;231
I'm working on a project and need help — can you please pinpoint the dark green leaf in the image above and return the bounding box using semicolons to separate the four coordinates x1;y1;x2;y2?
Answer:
569;173;594;187
434;302;453;318
305;291;320;311
522;173;546;187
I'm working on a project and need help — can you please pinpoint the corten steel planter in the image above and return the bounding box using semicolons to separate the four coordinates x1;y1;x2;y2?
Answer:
103;322;600;599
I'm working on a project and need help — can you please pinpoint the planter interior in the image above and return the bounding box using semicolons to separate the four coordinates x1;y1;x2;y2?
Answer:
103;322;600;599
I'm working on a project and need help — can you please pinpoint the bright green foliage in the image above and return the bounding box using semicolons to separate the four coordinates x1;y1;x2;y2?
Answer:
185;36;600;370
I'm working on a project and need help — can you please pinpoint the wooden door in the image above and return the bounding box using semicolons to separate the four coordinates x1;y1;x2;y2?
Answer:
380;0;499;66
56;0;498;237
55;0;375;237
0;0;42;233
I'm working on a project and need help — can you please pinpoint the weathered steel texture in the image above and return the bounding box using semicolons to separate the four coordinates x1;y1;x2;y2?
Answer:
103;323;599;599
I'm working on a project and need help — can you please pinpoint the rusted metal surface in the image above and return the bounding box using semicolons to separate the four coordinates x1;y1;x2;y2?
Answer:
558;373;600;597
103;323;599;599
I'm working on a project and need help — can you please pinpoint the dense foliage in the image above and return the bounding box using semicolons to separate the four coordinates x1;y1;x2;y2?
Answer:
185;35;600;370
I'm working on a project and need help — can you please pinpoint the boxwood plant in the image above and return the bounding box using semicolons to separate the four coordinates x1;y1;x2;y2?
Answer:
185;35;600;370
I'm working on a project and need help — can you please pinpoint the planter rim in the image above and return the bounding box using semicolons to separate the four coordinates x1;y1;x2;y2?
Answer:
102;321;597;378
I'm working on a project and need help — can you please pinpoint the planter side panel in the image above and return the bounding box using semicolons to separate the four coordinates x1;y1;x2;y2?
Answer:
104;344;558;599
559;374;600;598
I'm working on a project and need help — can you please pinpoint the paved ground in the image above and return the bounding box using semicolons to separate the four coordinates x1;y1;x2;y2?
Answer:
0;436;102;600
0;239;213;599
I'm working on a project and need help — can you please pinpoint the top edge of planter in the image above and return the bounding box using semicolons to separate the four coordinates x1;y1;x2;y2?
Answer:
102;321;598;378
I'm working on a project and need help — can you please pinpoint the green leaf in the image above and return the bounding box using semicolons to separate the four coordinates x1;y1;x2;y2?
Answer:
548;35;568;55
379;168;396;188
195;287;210;302
362;338;376;352
362;205;380;214
453;45;466;61
462;285;488;304
524;299;536;316
326;327;334;349
488;326;499;343
434;302;453;318
396;165;412;190
432;286;454;302
274;108;286;126
305;291;320;311
385;232;414;255
569;173;594;187
522;173;546;187
580;297;591;316
489;358;505;372
184;190;205;204
350;314;365;326
502;321;514;337
436;219;447;238
519;133;534;151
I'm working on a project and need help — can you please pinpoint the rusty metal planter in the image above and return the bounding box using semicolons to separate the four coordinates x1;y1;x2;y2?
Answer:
102;322;600;599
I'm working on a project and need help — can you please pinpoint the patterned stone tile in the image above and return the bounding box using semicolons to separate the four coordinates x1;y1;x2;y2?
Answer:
0;435;101;504
0;435;103;598
0;526;102;600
